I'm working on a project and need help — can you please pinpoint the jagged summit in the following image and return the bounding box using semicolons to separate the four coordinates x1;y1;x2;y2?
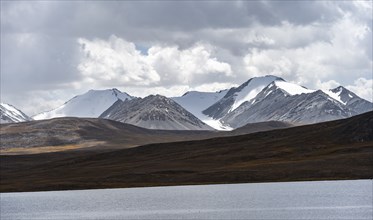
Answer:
328;86;373;114
143;94;172;103
86;88;131;99
224;75;284;98
330;86;359;104
272;80;315;96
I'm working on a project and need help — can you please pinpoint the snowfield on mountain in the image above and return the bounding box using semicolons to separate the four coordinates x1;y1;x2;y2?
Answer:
0;103;31;124
33;89;133;120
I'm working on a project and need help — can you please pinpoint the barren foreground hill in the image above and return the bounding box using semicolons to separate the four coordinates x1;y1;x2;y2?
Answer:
0;111;372;192
0;118;291;154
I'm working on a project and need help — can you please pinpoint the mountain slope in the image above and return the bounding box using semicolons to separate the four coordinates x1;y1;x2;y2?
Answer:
203;75;282;119
101;95;213;130
172;90;228;118
328;86;373;114
0;103;31;124
172;90;230;130
222;82;356;128
33;89;133;120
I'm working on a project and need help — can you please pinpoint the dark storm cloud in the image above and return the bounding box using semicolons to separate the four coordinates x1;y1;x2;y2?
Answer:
263;1;340;25
0;1;351;57
2;1;345;37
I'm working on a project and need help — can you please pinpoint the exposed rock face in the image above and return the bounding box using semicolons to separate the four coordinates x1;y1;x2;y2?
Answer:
101;95;213;130
221;83;356;128
203;75;283;119
330;86;373;114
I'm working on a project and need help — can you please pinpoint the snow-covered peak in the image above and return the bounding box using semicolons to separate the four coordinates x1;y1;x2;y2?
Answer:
274;81;315;96
33;89;134;120
322;89;347;105
330;86;358;102
331;86;344;94
85;88;132;102
229;75;283;111
325;86;372;107
0;103;31;123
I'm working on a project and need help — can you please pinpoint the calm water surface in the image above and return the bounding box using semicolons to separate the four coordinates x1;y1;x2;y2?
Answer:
1;180;372;219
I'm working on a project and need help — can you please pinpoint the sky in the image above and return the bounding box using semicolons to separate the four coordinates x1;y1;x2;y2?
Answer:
1;1;372;115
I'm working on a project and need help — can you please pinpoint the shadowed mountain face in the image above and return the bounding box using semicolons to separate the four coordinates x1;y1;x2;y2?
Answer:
100;95;213;130
1;111;371;192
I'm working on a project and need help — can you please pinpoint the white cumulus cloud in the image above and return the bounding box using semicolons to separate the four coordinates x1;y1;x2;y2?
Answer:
346;78;373;102
78;36;160;87
243;14;372;89
77;36;232;89
147;43;232;85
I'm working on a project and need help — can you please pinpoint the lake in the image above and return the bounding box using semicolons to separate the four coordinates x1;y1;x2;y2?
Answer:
1;180;372;219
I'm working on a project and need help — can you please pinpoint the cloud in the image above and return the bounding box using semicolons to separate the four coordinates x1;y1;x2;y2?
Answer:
147;43;232;85
346;78;373;102
243;14;372;89
2;90;78;116
1;33;80;94
125;85;190;99
77;35;232;88
0;1;371;115
192;82;238;93
124;82;238;99
316;80;341;91
78;36;160;87
0;1;351;44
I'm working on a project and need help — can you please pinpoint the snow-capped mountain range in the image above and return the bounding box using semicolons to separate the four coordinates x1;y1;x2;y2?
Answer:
176;76;372;129
219;77;372;128
2;75;372;130
0;103;31;124
221;82;352;128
